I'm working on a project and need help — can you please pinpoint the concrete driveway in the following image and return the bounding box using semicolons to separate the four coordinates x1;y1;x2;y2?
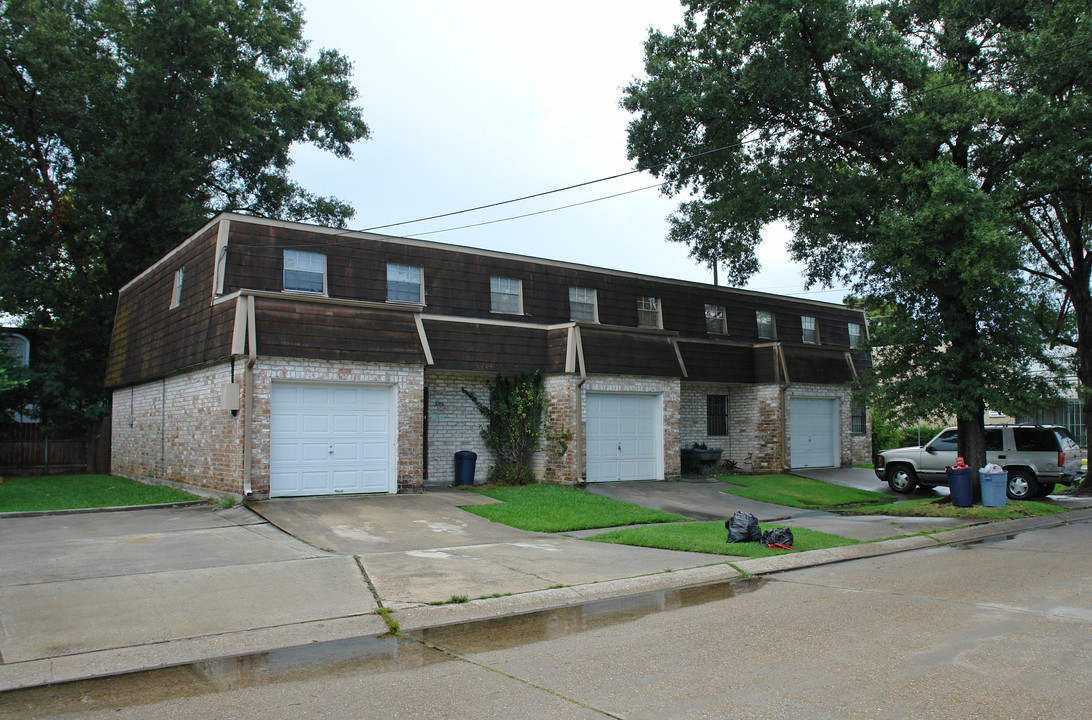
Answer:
246;488;725;608
586;475;970;541
0;505;377;667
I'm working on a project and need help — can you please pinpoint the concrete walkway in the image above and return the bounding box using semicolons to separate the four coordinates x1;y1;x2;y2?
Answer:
3;480;1092;693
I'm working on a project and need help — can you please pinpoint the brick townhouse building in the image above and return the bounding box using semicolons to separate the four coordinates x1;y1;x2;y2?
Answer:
105;213;872;498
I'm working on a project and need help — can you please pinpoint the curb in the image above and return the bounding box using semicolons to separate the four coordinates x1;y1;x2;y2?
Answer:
4;508;1091;692
0;500;210;519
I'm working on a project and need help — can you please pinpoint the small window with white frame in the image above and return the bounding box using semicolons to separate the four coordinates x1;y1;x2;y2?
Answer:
801;315;819;344
705;304;727;335
283;249;326;294
756;310;775;339
170;266;184;309
490;276;522;314
848;322;864;348
637;296;662;328
569;287;597;322
387;263;423;303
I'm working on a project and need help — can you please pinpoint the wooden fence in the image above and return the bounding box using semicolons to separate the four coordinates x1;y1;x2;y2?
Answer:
0;418;111;476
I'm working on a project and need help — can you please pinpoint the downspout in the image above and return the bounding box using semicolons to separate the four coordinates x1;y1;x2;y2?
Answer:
777;342;791;471
574;325;588;484
242;294;256;496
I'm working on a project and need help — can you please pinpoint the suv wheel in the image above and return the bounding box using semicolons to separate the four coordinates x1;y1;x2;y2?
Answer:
1007;469;1040;500
886;464;917;494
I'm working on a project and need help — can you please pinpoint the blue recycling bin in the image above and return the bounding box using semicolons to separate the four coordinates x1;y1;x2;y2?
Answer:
980;470;1007;507
454;451;477;486
946;466;973;507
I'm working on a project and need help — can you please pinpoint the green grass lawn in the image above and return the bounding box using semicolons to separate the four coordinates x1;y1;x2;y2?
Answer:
840;497;1067;519
719;473;891;509
588;521;859;558
464;483;688;532
0;474;200;513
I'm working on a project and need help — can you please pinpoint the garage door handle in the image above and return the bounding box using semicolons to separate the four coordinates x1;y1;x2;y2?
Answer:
618;443;622;452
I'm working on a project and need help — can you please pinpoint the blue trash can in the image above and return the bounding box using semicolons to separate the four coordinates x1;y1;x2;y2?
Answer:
980;470;1007;507
454;451;477;486
946;466;973;507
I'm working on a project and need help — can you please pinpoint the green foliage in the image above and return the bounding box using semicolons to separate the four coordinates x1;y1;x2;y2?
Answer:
0;0;370;427
464;483;688;532
588;521;859;558
623;0;1082;460
463;372;547;485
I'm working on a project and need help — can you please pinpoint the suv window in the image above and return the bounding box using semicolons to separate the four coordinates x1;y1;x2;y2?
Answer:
1054;428;1080;452
928;429;958;451
1013;427;1058;452
985;428;1003;452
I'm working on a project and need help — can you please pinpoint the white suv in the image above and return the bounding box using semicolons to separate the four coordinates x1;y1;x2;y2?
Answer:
874;425;1083;500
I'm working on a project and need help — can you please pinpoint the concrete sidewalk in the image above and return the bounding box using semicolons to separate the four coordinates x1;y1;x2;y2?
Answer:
3;482;1092;693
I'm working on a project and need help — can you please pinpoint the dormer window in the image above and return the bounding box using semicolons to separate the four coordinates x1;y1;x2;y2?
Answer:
490;276;522;314
802;315;819;344
705;304;727;335
283;249;326;293
387;263;423;303
638;296;662;328
848;322;863;348
569;287;597;322
756;310;775;339
170;267;184;309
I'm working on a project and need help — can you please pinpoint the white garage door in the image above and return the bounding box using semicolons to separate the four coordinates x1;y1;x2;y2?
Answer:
790;397;839;468
586;393;662;483
270;382;395;497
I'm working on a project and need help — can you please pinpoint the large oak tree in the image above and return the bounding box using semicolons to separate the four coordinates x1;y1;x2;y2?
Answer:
623;0;1085;476
0;0;369;427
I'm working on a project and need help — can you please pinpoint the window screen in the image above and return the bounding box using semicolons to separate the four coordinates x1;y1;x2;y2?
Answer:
490;277;522;313
707;395;729;436
569;287;596;322
283;249;326;293
387;263;423;303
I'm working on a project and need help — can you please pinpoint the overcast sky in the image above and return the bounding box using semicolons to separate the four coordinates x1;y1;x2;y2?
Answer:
289;0;850;305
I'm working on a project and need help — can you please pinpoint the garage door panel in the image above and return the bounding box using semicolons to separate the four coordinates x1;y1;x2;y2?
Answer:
790;397;838;469
586;393;662;483
270;382;394;497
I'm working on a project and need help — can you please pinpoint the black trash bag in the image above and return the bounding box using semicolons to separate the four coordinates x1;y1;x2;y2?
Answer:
725;511;761;543
761;527;794;548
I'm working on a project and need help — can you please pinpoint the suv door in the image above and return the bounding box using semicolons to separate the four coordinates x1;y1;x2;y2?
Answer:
919;429;958;484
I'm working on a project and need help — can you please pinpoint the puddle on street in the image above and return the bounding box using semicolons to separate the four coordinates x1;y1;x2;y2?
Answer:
956;533;1021;547
1;578;763;719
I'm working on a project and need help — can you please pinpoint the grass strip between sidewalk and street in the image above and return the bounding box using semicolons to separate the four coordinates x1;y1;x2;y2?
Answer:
839;497;1068;519
587;521;859;558
0;474;201;513
718;473;891;509
464;483;688;532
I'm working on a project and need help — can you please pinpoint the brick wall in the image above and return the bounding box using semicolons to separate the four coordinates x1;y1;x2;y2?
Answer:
784;383;869;468
581;374;682;480
252;359;425;494
111;361;244;495
423;370;495;485
679;382;783;472
112;358;425;496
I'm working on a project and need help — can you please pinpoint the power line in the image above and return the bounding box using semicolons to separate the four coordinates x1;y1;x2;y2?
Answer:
349;37;1092;238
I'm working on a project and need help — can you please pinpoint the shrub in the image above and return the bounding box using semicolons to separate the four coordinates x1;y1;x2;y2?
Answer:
463;372;546;485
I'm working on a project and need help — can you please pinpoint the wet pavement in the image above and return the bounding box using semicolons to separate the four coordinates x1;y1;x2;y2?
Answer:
3;474;1092;694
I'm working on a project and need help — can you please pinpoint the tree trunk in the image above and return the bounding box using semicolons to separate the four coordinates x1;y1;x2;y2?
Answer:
1074;279;1092;492
957;401;987;495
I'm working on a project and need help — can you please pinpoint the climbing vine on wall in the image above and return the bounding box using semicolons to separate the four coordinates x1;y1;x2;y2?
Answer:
463;372;546;485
